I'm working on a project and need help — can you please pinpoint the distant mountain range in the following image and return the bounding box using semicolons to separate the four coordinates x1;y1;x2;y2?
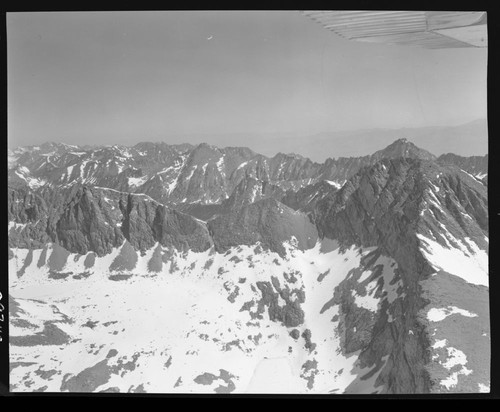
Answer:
7;136;487;212
8;136;489;394
93;119;487;162
11;119;487;163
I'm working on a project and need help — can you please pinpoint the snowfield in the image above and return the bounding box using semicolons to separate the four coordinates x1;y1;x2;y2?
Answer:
9;239;398;394
8;223;489;394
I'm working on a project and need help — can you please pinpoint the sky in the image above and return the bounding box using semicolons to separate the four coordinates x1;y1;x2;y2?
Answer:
7;11;488;156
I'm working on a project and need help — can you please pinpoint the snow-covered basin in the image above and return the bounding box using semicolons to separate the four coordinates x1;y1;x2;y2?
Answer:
9;239;388;393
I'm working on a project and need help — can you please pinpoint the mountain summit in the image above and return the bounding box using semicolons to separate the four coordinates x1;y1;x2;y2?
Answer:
373;138;437;161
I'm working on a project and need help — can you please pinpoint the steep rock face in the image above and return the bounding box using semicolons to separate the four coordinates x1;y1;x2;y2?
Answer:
208;198;318;256
8;187;52;249
8;184;89;251
9;185;212;257
148;202;213;253
312;157;488;393
59;188;212;255
56;187;124;256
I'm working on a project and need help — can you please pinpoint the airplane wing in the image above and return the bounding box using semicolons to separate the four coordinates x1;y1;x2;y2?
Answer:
302;11;487;49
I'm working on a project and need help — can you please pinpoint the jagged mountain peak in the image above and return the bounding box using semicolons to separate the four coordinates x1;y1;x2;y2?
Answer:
375;138;436;161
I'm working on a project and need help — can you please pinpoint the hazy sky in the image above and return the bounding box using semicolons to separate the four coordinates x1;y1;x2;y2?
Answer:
7;11;488;150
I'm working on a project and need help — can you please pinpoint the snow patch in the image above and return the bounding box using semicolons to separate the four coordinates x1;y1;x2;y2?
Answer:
236;161;249;171
351;285;379;312
432;339;447;349
216;155;225;174
441;347;469;370
128;176;148;188
8;222;28;231
439;347;473;390
427;306;478;323
66;165;75;177
324;180;342;189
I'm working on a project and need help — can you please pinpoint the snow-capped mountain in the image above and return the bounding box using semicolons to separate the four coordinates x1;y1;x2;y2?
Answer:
9;137;473;209
7;138;489;394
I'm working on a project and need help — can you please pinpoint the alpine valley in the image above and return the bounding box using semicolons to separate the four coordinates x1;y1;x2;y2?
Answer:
7;138;489;394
